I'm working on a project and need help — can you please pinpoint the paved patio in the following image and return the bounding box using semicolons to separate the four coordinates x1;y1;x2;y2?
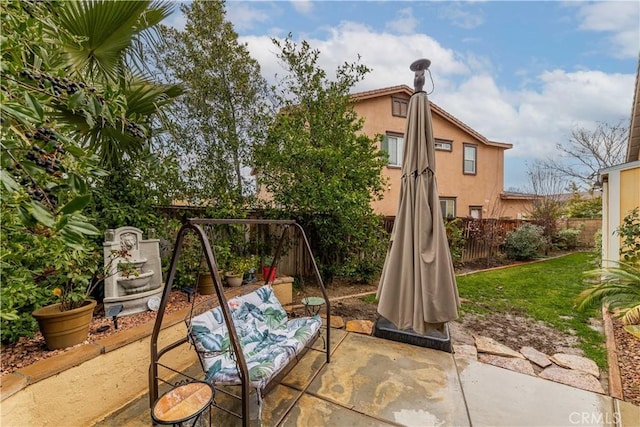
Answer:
97;329;639;426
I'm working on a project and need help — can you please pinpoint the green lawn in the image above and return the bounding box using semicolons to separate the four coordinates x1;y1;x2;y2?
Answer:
456;252;607;368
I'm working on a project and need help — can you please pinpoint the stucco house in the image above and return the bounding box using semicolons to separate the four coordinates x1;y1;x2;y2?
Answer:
352;85;513;219
599;61;640;267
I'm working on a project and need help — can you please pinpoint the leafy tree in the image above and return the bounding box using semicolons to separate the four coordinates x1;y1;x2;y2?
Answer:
153;0;270;207
563;183;602;219
541;121;628;189
254;36;388;283
55;0;181;168
444;218;466;265
0;1;177;342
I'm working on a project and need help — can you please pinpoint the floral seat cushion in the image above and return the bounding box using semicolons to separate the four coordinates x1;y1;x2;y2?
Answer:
189;285;322;389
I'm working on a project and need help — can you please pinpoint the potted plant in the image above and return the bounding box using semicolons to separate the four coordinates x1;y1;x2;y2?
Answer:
262;256;278;283
198;242;232;295
224;256;256;287
32;248;128;350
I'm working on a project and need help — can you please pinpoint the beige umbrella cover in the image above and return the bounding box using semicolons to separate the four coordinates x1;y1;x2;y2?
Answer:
376;90;460;335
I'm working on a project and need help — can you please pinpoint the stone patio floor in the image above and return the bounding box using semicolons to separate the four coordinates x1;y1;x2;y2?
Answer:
96;329;639;426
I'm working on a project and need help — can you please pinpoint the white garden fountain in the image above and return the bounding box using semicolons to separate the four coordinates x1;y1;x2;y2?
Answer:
103;226;165;316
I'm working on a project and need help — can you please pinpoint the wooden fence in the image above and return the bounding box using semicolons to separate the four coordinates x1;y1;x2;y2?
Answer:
383;216;601;263
458;218;524;262
157;206;600;276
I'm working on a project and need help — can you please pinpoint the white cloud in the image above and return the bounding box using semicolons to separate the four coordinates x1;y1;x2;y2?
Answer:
242;21;470;95
439;69;634;161
575;1;640;59
385;7;419;35
239;22;634;189
291;0;313;15
438;3;485;30
225;2;271;32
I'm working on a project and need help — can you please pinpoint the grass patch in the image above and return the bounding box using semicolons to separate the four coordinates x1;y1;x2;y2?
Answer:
456;252;606;368
360;294;378;304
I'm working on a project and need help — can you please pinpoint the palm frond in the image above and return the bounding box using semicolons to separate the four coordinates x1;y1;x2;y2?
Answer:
125;80;182;117
621;305;640;326
55;1;172;83
577;261;640;313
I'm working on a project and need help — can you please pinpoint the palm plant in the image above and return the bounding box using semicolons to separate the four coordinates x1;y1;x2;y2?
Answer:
577;261;640;326
52;0;182;167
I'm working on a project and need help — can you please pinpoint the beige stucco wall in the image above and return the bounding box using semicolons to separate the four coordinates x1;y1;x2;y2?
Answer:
620;167;640;222
500;198;533;219
601;161;640;267
356;95;508;218
1;323;197;427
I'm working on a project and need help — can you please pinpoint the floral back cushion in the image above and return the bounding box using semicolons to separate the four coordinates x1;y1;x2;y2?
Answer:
189;285;289;354
188;285;321;387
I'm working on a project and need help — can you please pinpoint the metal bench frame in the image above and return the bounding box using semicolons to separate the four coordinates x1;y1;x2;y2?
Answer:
149;218;330;426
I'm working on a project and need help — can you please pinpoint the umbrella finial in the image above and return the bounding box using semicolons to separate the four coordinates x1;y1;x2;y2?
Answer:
410;58;431;92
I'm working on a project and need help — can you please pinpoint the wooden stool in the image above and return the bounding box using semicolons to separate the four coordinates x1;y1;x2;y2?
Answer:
151;381;214;426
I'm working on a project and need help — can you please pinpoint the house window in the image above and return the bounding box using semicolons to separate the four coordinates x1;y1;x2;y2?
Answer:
469;206;482;219
434;138;453;151
439;197;456;218
463;143;477;175
392;97;408;117
381;133;404;166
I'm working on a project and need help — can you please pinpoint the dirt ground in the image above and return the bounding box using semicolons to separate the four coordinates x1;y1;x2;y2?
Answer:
2;263;639;406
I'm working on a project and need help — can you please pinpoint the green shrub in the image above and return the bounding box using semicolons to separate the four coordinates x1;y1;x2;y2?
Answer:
445;218;466;265
553;228;581;250
504;223;547;260
591;229;603;267
616;208;640;264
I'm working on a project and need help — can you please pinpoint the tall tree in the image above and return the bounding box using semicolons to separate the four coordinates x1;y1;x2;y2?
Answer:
542;121;628;188
154;0;270;207
254;36;388;282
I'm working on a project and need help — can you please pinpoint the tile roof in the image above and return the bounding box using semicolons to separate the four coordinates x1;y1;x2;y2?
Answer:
351;85;512;149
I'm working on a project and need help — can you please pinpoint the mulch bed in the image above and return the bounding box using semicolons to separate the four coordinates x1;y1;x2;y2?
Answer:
0;290;206;376
613;318;640;405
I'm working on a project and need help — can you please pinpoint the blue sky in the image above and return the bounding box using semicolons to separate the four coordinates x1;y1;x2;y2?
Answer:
166;1;639;190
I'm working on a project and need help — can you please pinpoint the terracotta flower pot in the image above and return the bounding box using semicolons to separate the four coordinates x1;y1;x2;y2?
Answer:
32;299;97;350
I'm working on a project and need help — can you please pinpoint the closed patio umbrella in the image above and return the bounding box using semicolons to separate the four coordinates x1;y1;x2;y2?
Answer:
376;59;460;337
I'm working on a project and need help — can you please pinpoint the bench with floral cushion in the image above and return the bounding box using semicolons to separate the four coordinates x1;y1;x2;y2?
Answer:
187;284;322;392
